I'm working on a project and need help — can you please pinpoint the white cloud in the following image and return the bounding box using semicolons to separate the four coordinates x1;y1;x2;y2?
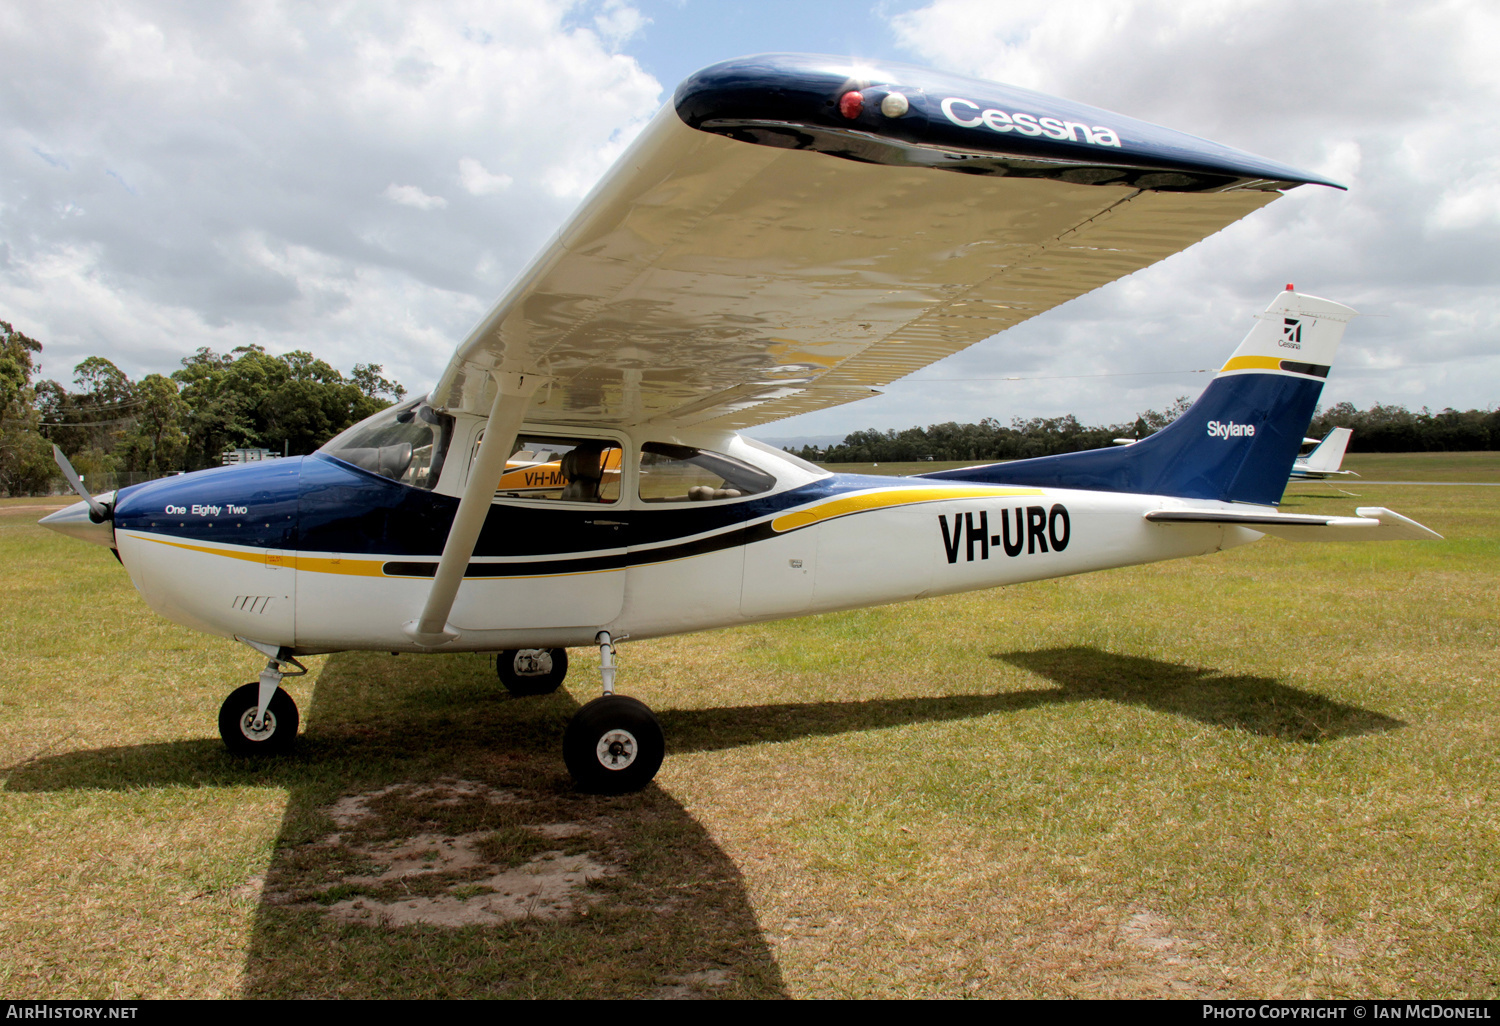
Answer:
1426;170;1500;232
382;183;448;210
458;157;513;196
0;0;661;392
778;0;1500;432
593;0;648;51
2;0;1494;437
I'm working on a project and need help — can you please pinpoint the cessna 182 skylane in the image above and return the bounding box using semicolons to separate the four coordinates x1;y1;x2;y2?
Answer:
42;54;1439;793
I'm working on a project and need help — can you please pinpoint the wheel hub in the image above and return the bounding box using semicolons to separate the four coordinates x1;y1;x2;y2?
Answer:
514;649;553;676
238;708;277;741
595;728;638;770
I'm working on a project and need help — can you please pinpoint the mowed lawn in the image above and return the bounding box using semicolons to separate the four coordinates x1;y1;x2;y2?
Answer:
1;454;1496;999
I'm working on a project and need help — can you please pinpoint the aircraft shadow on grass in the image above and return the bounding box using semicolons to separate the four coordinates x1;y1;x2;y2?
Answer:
5;654;794;999
995;647;1405;742
8;645;1400;794
4;646;1400;997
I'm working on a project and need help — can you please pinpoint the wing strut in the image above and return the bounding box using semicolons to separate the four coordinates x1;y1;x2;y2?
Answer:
404;370;544;647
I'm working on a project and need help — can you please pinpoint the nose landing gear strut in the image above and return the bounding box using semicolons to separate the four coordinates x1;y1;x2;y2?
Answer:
218;649;306;755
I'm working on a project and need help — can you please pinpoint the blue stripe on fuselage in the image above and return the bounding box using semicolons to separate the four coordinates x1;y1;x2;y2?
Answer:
114;455;966;560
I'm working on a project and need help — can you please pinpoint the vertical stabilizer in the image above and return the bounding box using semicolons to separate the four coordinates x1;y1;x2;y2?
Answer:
921;289;1358;506
1301;426;1353;473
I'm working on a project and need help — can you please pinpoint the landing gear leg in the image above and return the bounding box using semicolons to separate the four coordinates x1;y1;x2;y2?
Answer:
563;631;663;794
219;655;305;755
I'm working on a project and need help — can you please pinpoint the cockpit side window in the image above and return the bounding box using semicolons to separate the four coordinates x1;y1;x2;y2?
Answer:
476;433;622;504
637;443;775;503
319;398;454;490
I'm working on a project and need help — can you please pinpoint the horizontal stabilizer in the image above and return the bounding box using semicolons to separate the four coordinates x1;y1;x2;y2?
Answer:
1145;506;1441;542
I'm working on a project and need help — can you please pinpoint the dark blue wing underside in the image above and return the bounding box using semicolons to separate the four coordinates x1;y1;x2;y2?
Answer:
676;53;1342;193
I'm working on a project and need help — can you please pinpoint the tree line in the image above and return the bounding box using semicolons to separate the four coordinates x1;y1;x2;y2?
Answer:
0;320;405;495
3;317;1494;494
794;398;1500;464
1307;402;1500;453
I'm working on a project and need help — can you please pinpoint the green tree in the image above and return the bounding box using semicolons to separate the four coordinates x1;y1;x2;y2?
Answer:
0;320;54;495
351;362;407;402
117;374;188;474
171;346;403;467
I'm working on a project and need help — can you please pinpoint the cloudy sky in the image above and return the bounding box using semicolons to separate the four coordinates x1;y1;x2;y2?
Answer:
2;1;1495;443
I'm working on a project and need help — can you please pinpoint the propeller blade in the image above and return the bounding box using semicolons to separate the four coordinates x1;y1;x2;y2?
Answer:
52;445;110;521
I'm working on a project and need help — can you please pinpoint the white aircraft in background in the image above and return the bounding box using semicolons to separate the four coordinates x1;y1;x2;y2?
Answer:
41;54;1439;793
1290;427;1359;480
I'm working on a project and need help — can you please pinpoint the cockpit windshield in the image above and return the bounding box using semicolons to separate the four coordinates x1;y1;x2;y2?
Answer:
319;397;454;490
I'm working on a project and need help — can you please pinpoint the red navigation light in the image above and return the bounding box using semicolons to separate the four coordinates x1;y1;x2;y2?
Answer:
838;90;864;119
1286;283;1295;291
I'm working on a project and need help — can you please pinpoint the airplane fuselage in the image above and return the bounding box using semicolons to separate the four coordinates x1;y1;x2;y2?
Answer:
103;427;1257;657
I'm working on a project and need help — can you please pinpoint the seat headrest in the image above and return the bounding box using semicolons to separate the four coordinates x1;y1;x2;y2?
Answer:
561;446;604;482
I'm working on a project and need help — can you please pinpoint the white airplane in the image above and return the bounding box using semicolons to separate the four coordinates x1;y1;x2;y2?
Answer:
1290;427;1358;480
41;54;1439;794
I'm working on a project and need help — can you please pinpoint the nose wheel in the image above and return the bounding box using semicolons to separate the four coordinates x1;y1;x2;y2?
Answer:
563;631;663;793
218;650;305;755
218;682;299;755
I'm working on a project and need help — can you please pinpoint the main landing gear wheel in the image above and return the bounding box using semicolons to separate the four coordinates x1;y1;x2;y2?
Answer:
218;682;299;755
496;648;568;696
564;695;664;794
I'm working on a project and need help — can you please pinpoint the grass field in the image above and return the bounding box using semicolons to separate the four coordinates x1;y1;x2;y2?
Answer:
2;454;1497;999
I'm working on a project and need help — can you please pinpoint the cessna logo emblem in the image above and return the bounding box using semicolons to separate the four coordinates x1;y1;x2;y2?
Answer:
1279;317;1303;350
939;505;1071;564
940;97;1122;148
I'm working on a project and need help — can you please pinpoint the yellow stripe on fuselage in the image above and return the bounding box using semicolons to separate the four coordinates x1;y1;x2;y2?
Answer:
134;534;389;576
770;485;1042;533
131;532;618;580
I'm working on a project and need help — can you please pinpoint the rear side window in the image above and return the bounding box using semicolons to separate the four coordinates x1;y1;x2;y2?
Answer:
637;443;774;503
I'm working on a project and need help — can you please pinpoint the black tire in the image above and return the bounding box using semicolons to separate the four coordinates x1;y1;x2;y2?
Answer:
496;648;568;696
218;682;299;755
563;695;664;794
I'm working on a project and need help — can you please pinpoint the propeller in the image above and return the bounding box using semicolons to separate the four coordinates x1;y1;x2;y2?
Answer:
52;445;111;522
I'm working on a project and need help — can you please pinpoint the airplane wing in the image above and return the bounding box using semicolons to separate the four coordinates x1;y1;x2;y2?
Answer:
1146;506;1442;542
431;53;1342;431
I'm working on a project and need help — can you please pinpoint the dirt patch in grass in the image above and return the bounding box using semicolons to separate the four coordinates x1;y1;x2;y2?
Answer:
228;676;790;1001
267;779;618;927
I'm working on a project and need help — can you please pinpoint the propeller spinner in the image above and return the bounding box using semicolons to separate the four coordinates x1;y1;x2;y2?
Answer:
38;446;117;548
